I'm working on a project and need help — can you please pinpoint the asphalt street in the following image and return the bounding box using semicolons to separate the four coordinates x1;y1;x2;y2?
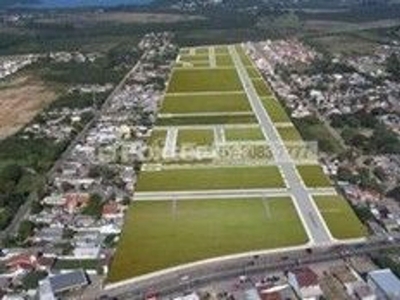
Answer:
229;45;333;245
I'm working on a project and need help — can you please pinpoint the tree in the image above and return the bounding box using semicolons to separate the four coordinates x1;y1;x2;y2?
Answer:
18;220;35;241
354;205;374;223
387;186;400;202
386;53;400;80
82;193;104;219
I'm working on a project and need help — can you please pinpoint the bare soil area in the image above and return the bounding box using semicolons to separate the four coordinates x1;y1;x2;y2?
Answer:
0;76;56;139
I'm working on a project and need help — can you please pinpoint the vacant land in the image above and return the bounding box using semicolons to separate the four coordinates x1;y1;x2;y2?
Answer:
215;46;229;54
225;127;265;141
261;97;291;123
161;93;251;114
177;129;214;146
235;46;253;66
247;67;261;79
179;54;210;62
278;126;303;141
314;195;367;239
137;166;285;191
108;197;308;282
297;165;332;188
175;61;210;68
216;55;234;67
167;69;242;93
252;78;271;97
147;129;167;147
157;114;257;126
196;47;210;55
0;76;57;139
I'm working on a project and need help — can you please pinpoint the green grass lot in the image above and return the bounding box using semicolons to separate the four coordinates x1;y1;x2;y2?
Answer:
314;195;367;239
216;55;234;67
175;61;210;68
247;67;261;79
297;165;332;188
136;166;285;191
225;127;265;141
179;48;190;55
293;117;344;154
278;126;303;141
161;93;251;114
53;259;99;270
157;114;257;126
196;47;210;55
108;197;308;281
236;45;253;66
147;129;167;147
167;69;242;93
215;46;229;54
252;79;271;97
177;129;214;146
261;97;291;123
179;54;210;61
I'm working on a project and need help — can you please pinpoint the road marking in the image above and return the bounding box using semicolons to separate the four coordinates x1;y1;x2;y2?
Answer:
162;127;178;159
262;197;271;219
209;46;217;68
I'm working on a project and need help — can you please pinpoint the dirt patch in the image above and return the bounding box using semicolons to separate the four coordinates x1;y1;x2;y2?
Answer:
0;76;56;139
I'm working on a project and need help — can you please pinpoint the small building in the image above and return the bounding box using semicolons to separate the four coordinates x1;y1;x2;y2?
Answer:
102;202;124;220
34;227;64;243
73;246;101;259
288;267;323;300
367;269;400;300
38;269;89;299
173;292;200;300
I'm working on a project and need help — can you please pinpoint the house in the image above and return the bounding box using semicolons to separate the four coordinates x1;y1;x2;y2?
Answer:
258;284;297;300
6;254;37;273
102;202;124;220
38;269;89;299
34;227;64;243
173;293;200;300
72;245;101;259
63;193;90;214
367;269;400;299
42;194;65;206
288;267;323;299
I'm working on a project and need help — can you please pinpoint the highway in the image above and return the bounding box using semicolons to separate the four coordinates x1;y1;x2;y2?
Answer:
101;238;400;300
228;45;333;245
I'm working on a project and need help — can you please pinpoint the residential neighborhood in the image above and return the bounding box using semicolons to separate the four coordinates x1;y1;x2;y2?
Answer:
246;39;400;239
0;32;177;299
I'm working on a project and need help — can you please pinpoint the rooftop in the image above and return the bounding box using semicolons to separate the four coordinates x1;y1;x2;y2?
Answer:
290;267;319;288
48;269;89;294
368;269;400;297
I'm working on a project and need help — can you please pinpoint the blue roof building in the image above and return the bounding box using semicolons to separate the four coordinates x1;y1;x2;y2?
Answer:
367;269;400;300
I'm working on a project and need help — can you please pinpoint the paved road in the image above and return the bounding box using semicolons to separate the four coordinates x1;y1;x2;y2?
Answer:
134;187;337;201
101;238;400;300
229;45;333;245
252;42;347;151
